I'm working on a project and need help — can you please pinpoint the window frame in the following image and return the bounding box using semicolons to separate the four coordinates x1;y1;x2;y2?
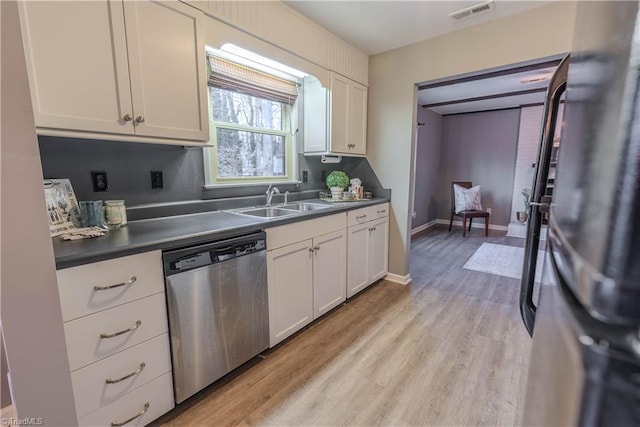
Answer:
203;78;301;188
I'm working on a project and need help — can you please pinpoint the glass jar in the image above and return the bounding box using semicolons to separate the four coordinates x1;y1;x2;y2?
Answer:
104;200;127;229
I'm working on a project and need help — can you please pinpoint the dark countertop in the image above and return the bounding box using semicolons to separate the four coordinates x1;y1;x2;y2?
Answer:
53;198;388;269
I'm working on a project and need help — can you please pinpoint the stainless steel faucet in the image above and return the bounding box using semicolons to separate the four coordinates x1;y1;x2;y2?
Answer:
265;185;280;206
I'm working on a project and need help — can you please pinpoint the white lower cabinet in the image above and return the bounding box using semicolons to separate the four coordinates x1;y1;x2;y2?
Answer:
78;373;174;427
64;293;169;371
56;251;174;426
266;214;347;347
347;204;390;298
312;230;347;317
346;222;370;297
71;334;171;418
267;240;314;347
368;218;389;283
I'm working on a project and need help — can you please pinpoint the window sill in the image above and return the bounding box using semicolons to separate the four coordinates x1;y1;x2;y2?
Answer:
203;181;301;189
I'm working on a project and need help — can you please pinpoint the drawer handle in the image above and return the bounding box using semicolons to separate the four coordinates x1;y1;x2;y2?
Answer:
111;402;149;427
100;320;142;339
356;214;367;220
94;276;137;291
377;210;386;214
105;362;146;384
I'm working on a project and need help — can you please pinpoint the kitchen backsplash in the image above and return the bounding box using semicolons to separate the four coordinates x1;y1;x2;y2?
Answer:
38;136;385;208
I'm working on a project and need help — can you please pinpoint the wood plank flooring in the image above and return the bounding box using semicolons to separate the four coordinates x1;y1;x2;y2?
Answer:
156;225;532;426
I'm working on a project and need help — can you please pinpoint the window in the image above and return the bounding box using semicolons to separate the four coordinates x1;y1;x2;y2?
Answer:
204;51;301;186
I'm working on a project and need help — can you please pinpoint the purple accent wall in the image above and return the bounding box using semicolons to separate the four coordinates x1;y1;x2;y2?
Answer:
437;109;521;226
413;108;442;228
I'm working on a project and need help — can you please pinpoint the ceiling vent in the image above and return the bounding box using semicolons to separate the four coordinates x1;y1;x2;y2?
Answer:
449;0;495;21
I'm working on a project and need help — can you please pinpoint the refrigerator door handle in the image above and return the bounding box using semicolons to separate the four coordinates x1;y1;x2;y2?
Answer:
520;54;570;337
529;201;550;207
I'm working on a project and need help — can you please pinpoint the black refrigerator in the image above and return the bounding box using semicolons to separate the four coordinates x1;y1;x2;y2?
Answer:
519;1;640;425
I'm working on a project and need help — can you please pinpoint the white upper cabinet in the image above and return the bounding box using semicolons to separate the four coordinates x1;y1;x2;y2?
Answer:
121;1;208;140
348;82;368;155
303;72;367;156
20;0;209;144
329;73;350;153
330;72;367;155
20;1;132;136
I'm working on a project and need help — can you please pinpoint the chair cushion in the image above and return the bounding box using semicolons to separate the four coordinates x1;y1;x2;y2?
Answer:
454;184;483;213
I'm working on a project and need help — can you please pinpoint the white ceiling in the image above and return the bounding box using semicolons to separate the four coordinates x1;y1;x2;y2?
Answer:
284;0;551;56
285;0;562;115
419;63;558;115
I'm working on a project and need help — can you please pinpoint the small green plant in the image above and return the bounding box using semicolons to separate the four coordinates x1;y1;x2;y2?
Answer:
326;171;349;189
521;188;531;211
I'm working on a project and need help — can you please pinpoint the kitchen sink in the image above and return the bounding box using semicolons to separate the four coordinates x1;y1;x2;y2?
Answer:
236;207;300;218
281;202;331;212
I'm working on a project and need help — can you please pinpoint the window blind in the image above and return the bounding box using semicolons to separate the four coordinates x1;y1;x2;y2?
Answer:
207;54;298;105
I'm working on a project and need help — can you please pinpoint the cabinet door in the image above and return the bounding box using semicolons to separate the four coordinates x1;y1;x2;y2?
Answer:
313;230;346;318
329;72;350;153
349;82;368;155
123;0;209;141
303;76;328;153
347;223;370;298
369;217;389;283
19;0;134;135
267;240;314;347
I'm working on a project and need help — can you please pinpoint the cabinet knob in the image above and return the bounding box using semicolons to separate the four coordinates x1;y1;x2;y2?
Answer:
135;115;145;123
123;114;133;122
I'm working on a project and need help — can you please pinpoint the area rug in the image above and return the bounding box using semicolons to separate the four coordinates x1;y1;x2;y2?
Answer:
463;242;545;282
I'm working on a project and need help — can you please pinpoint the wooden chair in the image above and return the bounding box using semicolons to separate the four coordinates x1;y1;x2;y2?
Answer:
448;181;490;237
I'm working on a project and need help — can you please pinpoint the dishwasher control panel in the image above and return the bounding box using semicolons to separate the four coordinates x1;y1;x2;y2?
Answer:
163;232;266;276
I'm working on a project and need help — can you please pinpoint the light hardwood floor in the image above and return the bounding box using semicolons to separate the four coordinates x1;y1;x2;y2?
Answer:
157;225;532;426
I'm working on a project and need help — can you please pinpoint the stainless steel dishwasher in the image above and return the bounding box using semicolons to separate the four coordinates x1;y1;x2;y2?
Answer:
163;231;269;403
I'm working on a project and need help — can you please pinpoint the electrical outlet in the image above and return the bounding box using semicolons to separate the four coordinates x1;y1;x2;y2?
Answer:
321;170;327;182
412;211;417;219
91;171;109;192
487;207;492;215
151;171;163;189
302;170;308;183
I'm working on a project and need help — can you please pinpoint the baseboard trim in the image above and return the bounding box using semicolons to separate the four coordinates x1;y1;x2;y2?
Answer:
385;273;412;285
411;219;437;235
435;219;508;232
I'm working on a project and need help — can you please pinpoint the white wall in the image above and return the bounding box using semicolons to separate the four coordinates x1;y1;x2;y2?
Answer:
1;1;77;424
509;104;564;223
186;0;368;84
367;2;578;277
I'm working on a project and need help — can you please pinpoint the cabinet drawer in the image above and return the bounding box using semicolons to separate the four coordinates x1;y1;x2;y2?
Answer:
71;334;171;418
371;203;390;219
64;293;168;371
78;372;174;427
57;251;164;322
347;203;389;227
267;213;346;250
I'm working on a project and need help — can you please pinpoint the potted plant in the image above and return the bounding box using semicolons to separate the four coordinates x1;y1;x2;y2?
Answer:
326;171;349;200
517;188;531;223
